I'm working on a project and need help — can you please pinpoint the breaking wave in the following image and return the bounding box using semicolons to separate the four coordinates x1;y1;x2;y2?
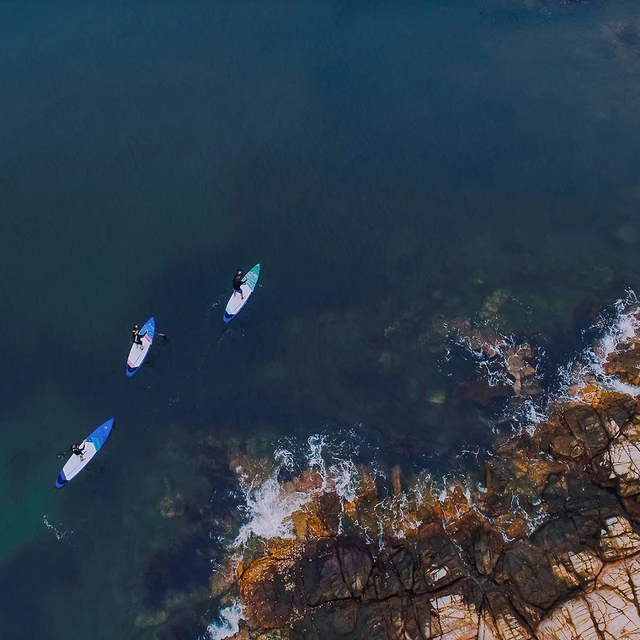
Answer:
557;288;640;398
203;600;244;640
233;433;362;550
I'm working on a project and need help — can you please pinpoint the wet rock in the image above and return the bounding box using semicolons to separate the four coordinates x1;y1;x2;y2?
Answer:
219;302;640;640
415;523;466;591
478;461;514;516
302;538;373;606
480;289;511;322
134;610;169;628
239;556;295;629
504;345;537;396
426;389;446;405
562;406;609;457
364;545;415;600
495;516;604;610
473;526;504;576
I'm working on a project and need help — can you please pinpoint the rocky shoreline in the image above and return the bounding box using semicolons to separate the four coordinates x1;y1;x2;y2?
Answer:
212;304;640;639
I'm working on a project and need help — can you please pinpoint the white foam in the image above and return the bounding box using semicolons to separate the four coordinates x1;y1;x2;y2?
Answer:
203;600;244;640
42;515;73;541
233;474;312;549
557;289;640;399
232;434;363;551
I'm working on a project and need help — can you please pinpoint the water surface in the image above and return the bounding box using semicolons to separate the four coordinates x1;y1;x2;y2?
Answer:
2;1;640;637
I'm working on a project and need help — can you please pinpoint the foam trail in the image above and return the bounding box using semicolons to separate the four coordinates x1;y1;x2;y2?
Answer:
43;516;73;540
203;600;244;640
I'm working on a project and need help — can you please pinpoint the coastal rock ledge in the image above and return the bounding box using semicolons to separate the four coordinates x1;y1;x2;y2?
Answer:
215;310;640;639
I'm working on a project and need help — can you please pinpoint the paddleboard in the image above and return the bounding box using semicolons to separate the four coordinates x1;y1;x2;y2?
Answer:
126;317;155;376
55;418;115;488
224;264;260;323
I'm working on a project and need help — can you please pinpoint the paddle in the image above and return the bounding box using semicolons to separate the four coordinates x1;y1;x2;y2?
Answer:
133;331;169;344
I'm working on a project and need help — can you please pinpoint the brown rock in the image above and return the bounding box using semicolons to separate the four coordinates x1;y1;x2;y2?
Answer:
563;406;609;457
302;538;373;607
474;527;504;576
238;556;295;629
549;433;584;459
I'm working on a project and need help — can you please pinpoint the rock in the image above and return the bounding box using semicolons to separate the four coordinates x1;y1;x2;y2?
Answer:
480;289;511;320
238;556;295;628
599;516;640;561
416;523;466;591
378;351;400;367
134;610;169;628
495;517;604;610
159;493;185;518
601;397;637;436
537;553;640;639
473;526;504;576
302;538;373;606
562;406;610;457
426;389;447;405
477;461;513;516
482;590;535;639
429;578;483;639
549;432;584;459
216;310;640;640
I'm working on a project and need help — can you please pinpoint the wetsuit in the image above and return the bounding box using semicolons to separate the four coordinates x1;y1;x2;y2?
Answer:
133;328;143;346
72;443;85;457
233;273;245;292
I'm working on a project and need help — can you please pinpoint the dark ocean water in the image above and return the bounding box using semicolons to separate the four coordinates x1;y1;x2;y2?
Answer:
2;0;640;637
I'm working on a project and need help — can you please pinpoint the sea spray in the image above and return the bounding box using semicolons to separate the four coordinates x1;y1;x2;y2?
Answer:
556;288;640;398
233;472;312;549
233;433;364;551
203;600;244;640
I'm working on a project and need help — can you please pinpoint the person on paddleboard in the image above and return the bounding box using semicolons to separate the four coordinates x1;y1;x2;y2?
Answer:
132;325;144;347
233;271;246;300
71;441;86;461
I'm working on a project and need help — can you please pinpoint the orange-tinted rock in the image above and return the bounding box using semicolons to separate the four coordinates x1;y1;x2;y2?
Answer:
217;317;640;640
238;556;295;629
391;465;403;498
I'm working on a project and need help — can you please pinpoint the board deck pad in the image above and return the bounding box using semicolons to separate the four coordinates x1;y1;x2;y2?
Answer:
55;418;114;488
224;264;260;323
126;317;155;376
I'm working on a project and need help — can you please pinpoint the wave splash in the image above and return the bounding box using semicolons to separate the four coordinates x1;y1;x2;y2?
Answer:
202;600;243;640
558;288;640;398
233;433;362;551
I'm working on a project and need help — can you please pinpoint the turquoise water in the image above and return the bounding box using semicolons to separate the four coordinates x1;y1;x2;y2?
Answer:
2;0;640;637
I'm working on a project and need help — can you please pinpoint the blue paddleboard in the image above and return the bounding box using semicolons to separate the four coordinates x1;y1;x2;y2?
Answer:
126;317;155;376
55;418;115;488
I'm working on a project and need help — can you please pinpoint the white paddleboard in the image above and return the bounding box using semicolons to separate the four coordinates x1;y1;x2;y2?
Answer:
126;317;155;376
224;264;260;322
55;418;115;488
